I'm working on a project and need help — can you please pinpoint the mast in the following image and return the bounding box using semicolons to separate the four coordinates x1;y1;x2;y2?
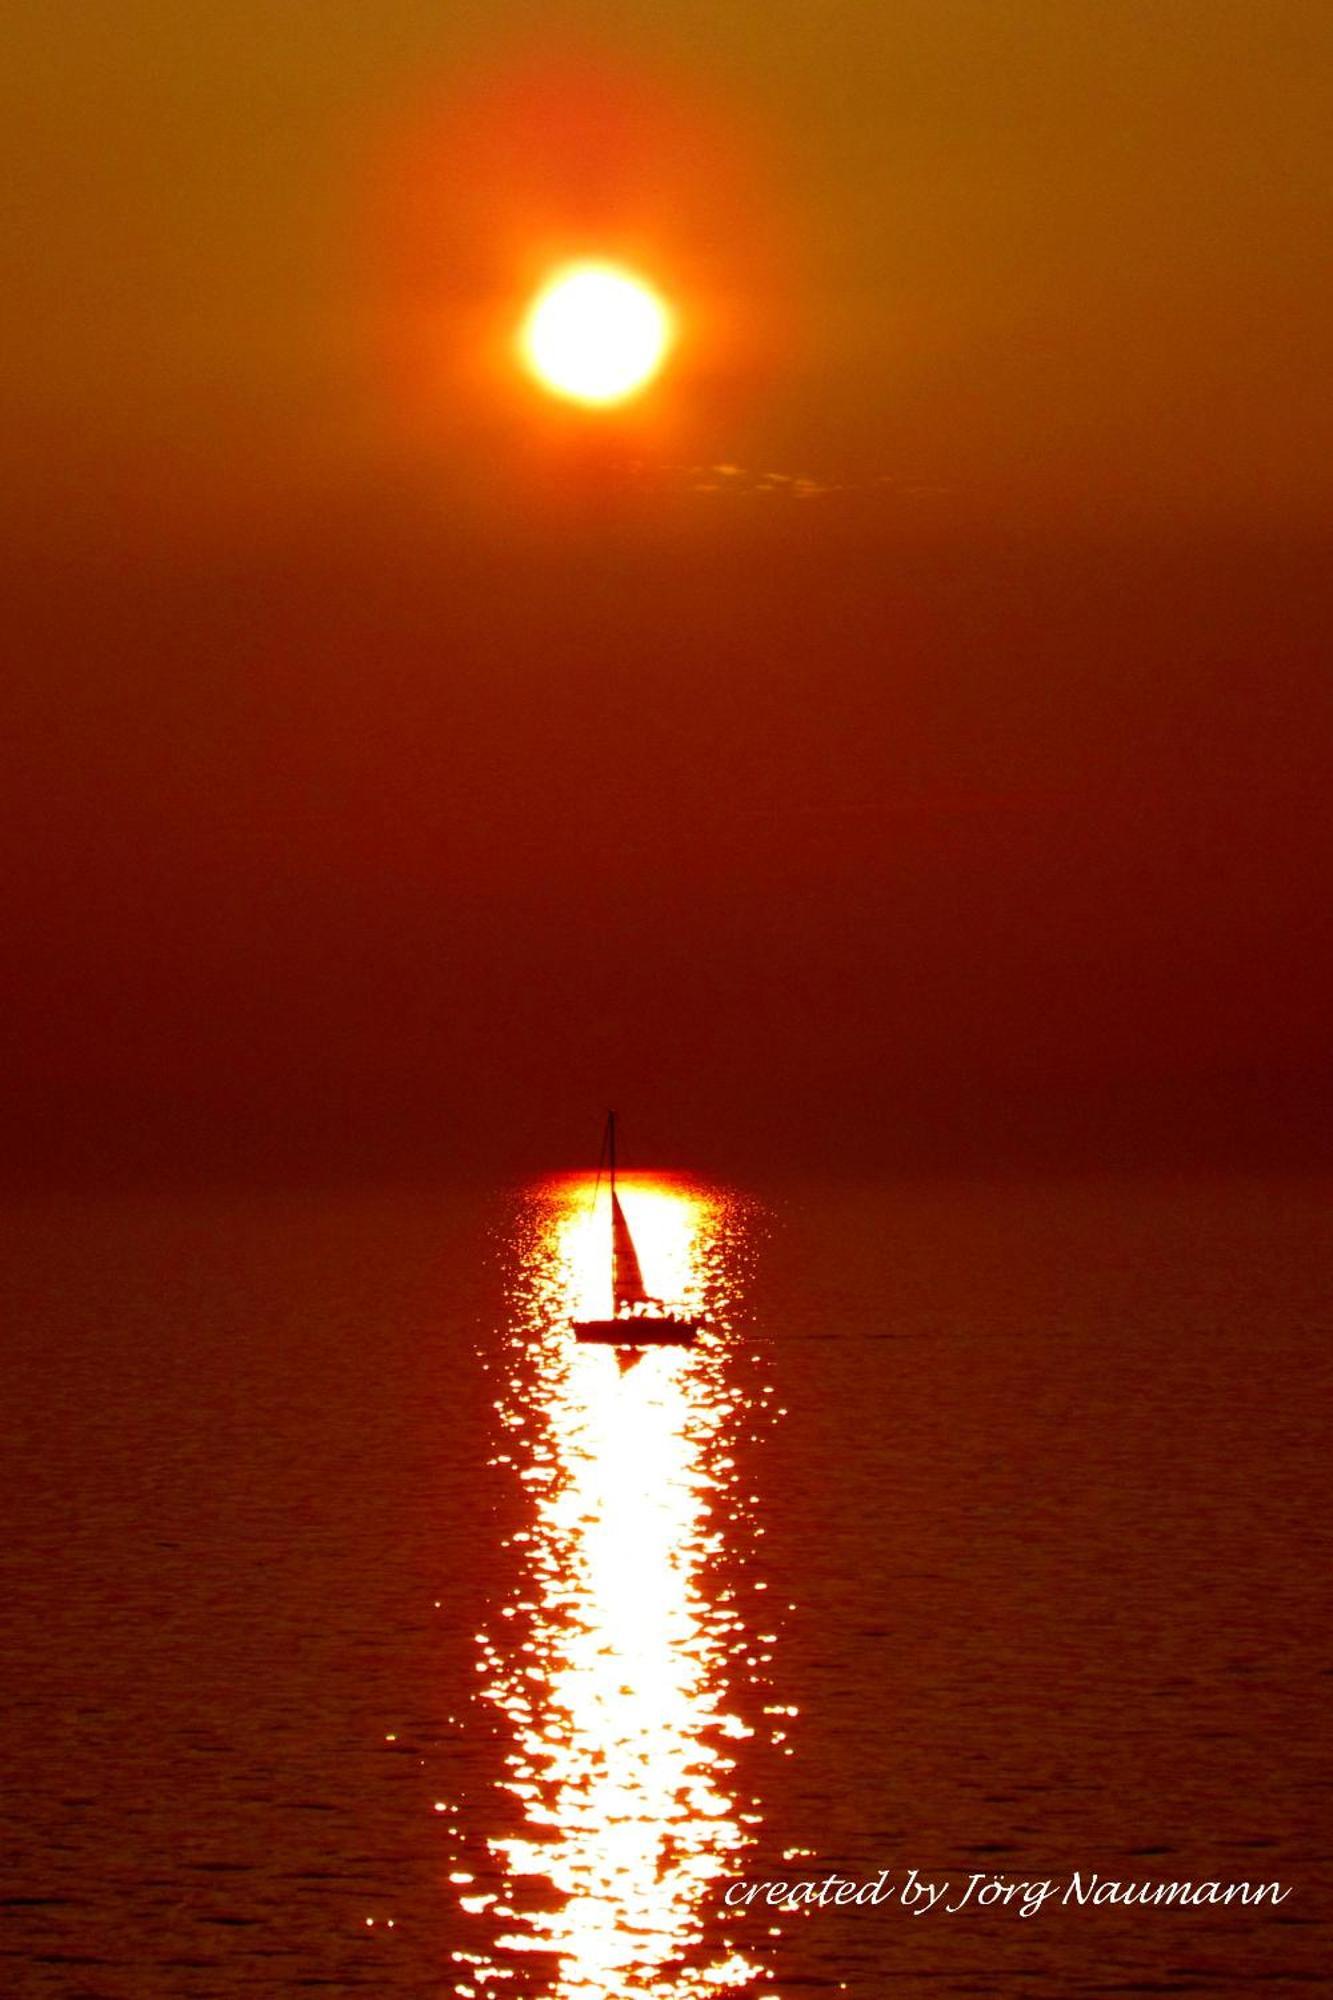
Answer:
606;1110;650;1311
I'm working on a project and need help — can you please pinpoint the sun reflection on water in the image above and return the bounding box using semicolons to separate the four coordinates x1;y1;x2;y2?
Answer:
455;1175;770;1998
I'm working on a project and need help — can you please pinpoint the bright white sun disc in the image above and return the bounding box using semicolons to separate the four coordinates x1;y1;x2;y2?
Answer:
520;262;673;407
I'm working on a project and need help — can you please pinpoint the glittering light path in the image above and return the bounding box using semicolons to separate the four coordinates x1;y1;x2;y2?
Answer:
453;1176;775;1999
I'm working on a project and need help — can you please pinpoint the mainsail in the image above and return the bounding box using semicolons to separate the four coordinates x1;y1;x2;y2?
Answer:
611;1191;651;1309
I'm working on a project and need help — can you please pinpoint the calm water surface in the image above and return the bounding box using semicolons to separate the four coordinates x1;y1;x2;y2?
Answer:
2;1175;1329;1996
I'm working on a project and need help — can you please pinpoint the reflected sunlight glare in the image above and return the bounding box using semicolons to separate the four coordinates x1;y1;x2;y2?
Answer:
455;1175;772;1998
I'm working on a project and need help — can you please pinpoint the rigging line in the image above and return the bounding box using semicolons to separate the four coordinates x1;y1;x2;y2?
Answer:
588;1112;611;1216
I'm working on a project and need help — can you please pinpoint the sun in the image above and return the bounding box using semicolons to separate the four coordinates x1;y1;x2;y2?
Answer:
519;262;674;408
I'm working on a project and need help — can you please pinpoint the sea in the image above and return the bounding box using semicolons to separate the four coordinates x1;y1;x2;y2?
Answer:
2;1174;1329;1997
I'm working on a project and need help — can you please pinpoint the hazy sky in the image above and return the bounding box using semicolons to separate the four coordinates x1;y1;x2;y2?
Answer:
6;0;1331;530
4;2;1330;1179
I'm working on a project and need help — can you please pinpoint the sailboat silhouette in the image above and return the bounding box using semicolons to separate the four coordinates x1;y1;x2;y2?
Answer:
572;1113;699;1347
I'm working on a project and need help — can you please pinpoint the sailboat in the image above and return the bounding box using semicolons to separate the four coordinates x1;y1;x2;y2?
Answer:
572;1113;699;1347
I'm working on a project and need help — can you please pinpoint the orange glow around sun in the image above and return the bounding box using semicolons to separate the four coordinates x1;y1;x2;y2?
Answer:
519;261;674;407
365;53;791;475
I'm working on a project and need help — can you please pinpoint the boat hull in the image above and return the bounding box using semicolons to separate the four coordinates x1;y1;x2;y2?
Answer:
573;1317;699;1346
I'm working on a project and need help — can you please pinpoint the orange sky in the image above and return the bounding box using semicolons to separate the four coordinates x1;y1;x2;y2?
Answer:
3;2;1331;1180
4;0;1330;537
